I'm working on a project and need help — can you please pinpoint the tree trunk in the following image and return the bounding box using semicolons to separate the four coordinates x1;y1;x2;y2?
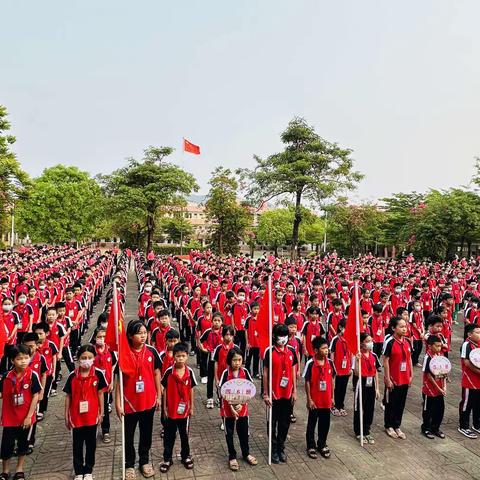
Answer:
468;241;472;257
291;190;302;260
146;213;154;253
218;231;223;256
274;243;278;256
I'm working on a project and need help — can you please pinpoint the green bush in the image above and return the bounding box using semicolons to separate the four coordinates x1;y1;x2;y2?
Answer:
153;245;203;255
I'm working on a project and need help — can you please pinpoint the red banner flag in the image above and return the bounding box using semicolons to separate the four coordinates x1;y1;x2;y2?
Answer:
0;311;7;358
183;138;200;155
344;283;363;355
105;293;136;376
256;277;273;356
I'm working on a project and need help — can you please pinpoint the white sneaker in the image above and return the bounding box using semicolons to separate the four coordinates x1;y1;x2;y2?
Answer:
206;398;214;409
220;422;225;431
74;475;83;480
84;475;94;480
50;389;57;397
201;376;208;384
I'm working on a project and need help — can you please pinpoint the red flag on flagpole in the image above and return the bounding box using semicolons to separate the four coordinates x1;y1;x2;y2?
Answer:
0;311;7;358
183;138;201;155
105;300;118;352
257;277;273;356
344;282;363;355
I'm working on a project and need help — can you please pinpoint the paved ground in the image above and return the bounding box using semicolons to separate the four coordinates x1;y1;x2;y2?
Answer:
21;271;480;480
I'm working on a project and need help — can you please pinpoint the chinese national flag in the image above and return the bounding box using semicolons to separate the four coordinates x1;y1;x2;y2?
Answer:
105;295;136;376
344;283;363;355
256;277;273;356
183;138;201;155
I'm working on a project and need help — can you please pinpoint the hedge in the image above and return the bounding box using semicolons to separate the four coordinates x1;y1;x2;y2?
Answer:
153;245;203;255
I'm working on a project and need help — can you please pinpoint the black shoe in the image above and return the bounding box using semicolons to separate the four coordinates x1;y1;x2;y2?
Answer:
278;451;287;463
422;430;435;439
433;430;446;439
271;452;280;464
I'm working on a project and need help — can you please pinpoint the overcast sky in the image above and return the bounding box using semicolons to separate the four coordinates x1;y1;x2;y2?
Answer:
2;0;479;202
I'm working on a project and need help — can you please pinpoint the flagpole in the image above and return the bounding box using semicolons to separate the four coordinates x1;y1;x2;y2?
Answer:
113;284;126;480
354;281;364;447
268;275;273;465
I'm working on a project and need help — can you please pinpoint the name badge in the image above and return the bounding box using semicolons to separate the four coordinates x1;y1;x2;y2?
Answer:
279;376;289;388
177;402;186;415
14;394;24;406
366;376;373;387
136;380;145;393
18;321;23;329
241;318;246;327
79;400;89;413
341;358;347;369
319;381;327;391
311;335;316;342
69;310;74;318
377;329;381;336
400;361;407;372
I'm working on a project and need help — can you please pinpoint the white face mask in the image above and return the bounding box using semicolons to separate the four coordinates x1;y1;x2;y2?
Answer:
237;295;245;302
364;341;374;351
18;297;27;304
395;288;401;294
96;338;105;347
39;285;46;290
101;322;108;328
414;305;421;311
79;358;94;369
2;304;13;312
144;286;152;293
276;336;288;346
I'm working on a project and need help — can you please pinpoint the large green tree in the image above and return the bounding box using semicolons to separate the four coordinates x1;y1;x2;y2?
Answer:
17;165;103;243
0;106;30;241
205;167;251;255
101;146;198;250
239;117;362;259
161;215;195;244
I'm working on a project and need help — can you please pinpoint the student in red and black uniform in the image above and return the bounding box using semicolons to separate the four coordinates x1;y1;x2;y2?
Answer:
458;323;480;438
231;289;249;359
195;301;213;382
329;320;352;416
262;324;297;464
383;317;413;439
326;299;344;342
115;320;161;479
213;326;237;388
353;333;381;444
219;347;258;472
409;300;425;367
159;343;197;473
92;328;117;444
301;306;325;360
151;310;173;354
13;292;33;345
64;344;107;480
287;300;306;332
199;313;223;408
303;336;334;459
55;302;75;373
244;302;261;378
369;304;385;358
421;335;446;439
0;345;42;480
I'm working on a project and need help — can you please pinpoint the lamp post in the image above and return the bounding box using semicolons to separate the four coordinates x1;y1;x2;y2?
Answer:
10;201;15;250
323;210;327;253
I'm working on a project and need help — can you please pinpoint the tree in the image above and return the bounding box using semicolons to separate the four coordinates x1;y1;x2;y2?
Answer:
256;209;292;255
239;117;362;259
327;202;385;256
302;216;326;253
205;167;251;255
16;165;103;243
101;146;198;251
0;105;30;241
161;216;194;244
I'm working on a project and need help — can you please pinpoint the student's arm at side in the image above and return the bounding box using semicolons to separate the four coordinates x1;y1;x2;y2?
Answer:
23;392;39;429
383;357;393;389
262;365;271;407
97;390;104;423
427;373;446;396
154;368;161;410
114;380;123;418
464;359;480;375
305;380;314;410
190;388;194;416
162;386;168;418
58;337;65;361
38;373;47;401
214;362;219;385
291;364;297;404
65;394;71;429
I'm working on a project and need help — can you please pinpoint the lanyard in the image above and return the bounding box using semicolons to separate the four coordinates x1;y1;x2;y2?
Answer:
172;368;189;402
76;367;95;402
11;369;29;395
132;345;147;380
361;352;374;374
274;346;288;374
394;337;408;363
313;358;327;380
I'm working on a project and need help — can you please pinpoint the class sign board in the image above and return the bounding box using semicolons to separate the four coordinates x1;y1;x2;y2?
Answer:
429;355;451;377
220;378;256;404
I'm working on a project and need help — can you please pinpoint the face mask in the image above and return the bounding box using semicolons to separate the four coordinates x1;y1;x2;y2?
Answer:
2;304;13;312
364;341;374;351
18;297;27;304
342;286;348;291
394;288;401;294
453;278;459;283
79;358;94;369
276;336;288;346
144;287;152;293
237;295;245;302
96;338;105;347
414;305;421;311
101;322;108;328
39;285;46;290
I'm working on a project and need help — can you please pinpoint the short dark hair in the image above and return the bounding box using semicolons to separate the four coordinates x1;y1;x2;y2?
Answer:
173;343;189;355
226;346;244;366
9;344;31;360
312;336;328;350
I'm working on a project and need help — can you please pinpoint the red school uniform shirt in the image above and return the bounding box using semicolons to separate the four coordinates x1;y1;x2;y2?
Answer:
0;367;42;427
231;302;249;332
353;351;381;380
369;314;385;343
3;311;18;345
244;315;259;349
460;339;480;390
329;335;352;376
196;314;213;336
151;325;173;354
409;311;424;340
213;342;236;379
63;367;107;428
219;366;253;418
122;344;161;414
37;340;59;376
302;357;335;409
161;366;197;420
29;351;48;378
273;300;286;325
422;352;445;396
199;328;223;359
263;345;298;400
383;336;412;386
13;303;33;333
94;346;117;387
159;351;175;376
301;320;325;357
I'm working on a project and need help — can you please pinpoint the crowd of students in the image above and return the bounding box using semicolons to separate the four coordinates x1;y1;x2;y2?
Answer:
0;246;116;480
3;247;480;480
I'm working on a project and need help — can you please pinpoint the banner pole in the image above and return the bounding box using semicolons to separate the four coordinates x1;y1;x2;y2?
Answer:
113;284;126;480
268;275;273;465
354;282;364;447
